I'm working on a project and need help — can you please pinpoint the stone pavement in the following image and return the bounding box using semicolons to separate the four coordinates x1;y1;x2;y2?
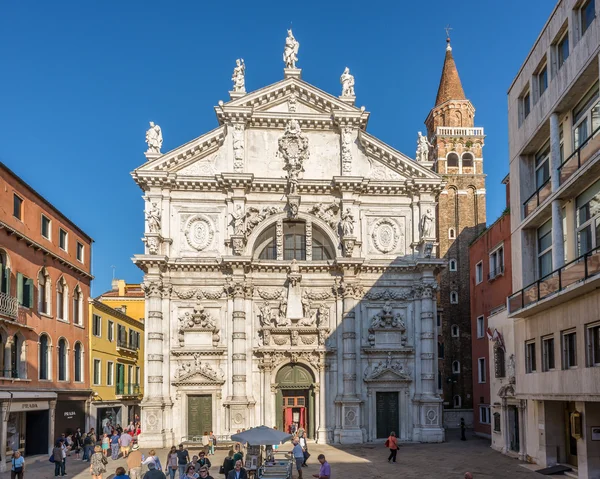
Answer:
1;431;537;479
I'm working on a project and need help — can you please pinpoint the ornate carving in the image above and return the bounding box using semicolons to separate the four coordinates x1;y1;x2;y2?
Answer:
339;208;355;237
309;201;340;229
231;59;245;93
146;236;160;255
287;93;298;113
300;335;317;345
224;277;253;299
276;220;283;261
256;288;284;301
342;237;355;257
419;208;435;239
369;302;406;330
421;353;434;359
174;288;197;300
230;205;246;236
174;354;225;382
337;280;364;300
340;67;355;97
273;335;289;346
184;215;215;251
146;412;159;431
231;236;245;255
416;132;433;163
344;407;358;427
279;119;308;195
178;303;220;347
245;206;281;237
425;408;438;426
364;352;411;381
421;373;435;380
413;281;438;299
304;289;334;301
146;202;161;233
148;376;163;383
290;330;299;346
363;288;413;301
199;289;225;300
145;122;162;154
232;124;245;172
421;332;434;339
341;127;353;174
371;218;399;254
142;281;162;298
305;221;312;261
283;29;300;69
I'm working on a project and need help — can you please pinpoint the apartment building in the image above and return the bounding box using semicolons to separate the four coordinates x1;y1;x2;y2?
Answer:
0;162;93;471
508;1;600;476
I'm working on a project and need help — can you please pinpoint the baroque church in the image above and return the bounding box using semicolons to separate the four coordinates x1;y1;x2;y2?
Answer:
133;31;484;446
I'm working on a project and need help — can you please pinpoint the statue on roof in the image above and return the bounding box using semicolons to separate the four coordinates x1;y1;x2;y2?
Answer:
283;29;300;69
416;132;433;162
232;58;246;93
340;67;355;97
145;121;163;154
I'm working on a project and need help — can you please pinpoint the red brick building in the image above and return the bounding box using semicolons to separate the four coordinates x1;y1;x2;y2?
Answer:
469;176;511;437
0;162;93;468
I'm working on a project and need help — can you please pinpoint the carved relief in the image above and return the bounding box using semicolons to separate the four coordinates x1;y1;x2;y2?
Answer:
245;206;281;237
368;159;402;180
276;220;283;260
232;124;245;173
341;127;353;174
371;219;400;254
184;215;215;251
363;352;411;381
363;288;413;301
309;201;340;229
287;93;298;113
146;202;161;233
146;236;160;255
178;303;220;347
174;353;225;382
368;302;407;347
256;288;285;301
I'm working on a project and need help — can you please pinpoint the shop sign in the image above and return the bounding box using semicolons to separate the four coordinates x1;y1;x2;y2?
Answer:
10;401;49;412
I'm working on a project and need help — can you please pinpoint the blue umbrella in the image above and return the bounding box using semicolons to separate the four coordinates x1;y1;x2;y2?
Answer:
231;426;292;445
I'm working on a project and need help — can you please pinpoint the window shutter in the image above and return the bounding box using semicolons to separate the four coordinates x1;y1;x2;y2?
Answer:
2;267;10;295
25;277;34;308
17;272;23;304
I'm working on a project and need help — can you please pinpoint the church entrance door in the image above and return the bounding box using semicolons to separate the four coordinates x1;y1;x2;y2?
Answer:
376;392;399;438
275;364;315;438
187;395;212;440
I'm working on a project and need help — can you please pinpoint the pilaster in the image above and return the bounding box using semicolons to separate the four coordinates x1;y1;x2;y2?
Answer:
0;402;8;471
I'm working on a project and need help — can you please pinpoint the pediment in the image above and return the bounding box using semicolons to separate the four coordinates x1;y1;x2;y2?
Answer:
172;369;225;386
365;368;412;383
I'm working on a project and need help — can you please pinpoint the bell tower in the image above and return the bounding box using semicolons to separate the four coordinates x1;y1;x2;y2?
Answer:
425;37;486;420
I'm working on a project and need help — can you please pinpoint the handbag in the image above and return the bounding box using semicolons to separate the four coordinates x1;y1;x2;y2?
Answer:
101;455;108;465
49;454;55;463
219;465;225;474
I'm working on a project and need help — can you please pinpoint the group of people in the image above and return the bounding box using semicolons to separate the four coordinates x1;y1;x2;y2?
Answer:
165;443;214;479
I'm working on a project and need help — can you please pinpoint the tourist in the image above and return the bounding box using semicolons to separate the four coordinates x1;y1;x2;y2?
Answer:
66;434;73;456
312;454;330;479
11;450;24;479
101;434;110;457
221;450;235;478
60;437;68;473
232;444;243;463
110;431;121;460
103;422;112;437
226;460;247;479
202;431;210;453
142;449;163;472
72;431;82;459
460;418;467;441
83;434;93;461
298;430;309;467
126;444;142;479
89;428;97;443
198;451;211;469
120;430;133;458
116;424;123;435
176;443;190;478
210;432;217;456
386;431;398;463
199;465;213;479
127;421;135;433
114;466;131;479
145;462;167;479
185;464;199;479
291;439;305;479
53;440;65;477
90;445;108;479
165;446;178;479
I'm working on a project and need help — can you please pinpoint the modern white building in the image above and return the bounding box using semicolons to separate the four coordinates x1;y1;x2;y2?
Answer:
508;1;600;477
132;33;448;446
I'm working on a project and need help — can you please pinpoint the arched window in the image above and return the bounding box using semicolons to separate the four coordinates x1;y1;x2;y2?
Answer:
11;334;19;378
449;228;456;239
39;334;50;380
58;338;67;381
447;152;459;168
0;250;9;295
256;221;333;261
73;286;82;326
453;395;462;408
449;259;457;271
450;291;459;304
74;342;82;382
462;152;474;168
452;360;461;374
56;277;68;321
494;345;506;378
38;268;51;315
451;324;460;337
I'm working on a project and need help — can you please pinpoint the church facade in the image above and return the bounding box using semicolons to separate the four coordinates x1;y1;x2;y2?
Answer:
133;32;450;446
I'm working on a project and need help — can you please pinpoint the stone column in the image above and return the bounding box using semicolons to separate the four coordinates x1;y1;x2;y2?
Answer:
501;399;509;454
140;280;166;447
305;221;312;261
316;361;328;443
49;399;56;455
0;402;8;471
518;400;526;461
420;283;436;396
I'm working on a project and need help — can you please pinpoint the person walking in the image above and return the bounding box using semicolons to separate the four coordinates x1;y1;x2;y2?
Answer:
110;431;120;460
298;430;309;467
199;466;214;479
460;418;467;441
145;462;167;479
165;446;178;479
119;430;133;458
126;444;142;479
291;439;305;479
386;431;399;463
197;451;211;470
11;450;24;479
176;443;190;478
142;449;163;472
60;438;68;474
185;464;199;479
226;460;247;479
90;445;108;479
208;432;216;456
72;431;82;460
53;441;65;477
114;466;131;479
311;454;330;479
101;434;110;457
82;434;93;461
221;451;235;478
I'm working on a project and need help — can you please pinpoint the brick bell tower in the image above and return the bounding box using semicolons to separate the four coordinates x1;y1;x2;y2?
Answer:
425;37;486;421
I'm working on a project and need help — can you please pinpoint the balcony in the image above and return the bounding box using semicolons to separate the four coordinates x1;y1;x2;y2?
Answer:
559;125;600;186
435;127;485;137
0;369;21;379
508;245;600;316
115;383;140;397
523;178;551;219
0;291;18;320
116;338;138;354
488;265;505;281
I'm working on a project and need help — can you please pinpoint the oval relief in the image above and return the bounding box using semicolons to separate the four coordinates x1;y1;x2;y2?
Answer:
371;219;399;253
185;215;215;251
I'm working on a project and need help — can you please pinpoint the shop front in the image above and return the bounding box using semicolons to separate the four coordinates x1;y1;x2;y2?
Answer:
55;392;90;437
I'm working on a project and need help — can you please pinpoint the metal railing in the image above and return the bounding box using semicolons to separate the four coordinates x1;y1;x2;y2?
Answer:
0;291;18;320
523;178;551;219
508;245;600;313
0;369;20;379
181;435;232;444
116;383;140;396
558;124;600;186
436;127;485;137
116;338;138;352
488;265;505;280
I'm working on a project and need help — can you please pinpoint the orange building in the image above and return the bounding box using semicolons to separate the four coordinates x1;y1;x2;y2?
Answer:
0;162;93;469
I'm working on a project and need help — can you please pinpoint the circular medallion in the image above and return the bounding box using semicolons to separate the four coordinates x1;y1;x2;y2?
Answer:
185;215;215;251
372;219;399;253
233;413;243;424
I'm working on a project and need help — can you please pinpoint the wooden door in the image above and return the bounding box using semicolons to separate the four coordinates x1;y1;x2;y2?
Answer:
565;402;578;466
188;395;212;439
376;392;399;438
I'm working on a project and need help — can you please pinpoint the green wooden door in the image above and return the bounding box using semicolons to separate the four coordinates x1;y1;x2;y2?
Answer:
116;364;125;395
376;392;399;438
188;395;212;438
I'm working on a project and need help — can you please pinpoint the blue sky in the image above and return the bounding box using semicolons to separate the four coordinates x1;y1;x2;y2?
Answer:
0;1;555;294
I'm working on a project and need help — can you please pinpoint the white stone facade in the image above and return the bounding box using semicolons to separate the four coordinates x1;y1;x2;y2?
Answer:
133;66;445;446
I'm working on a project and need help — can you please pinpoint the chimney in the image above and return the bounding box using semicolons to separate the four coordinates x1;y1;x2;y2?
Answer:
111;279;119;291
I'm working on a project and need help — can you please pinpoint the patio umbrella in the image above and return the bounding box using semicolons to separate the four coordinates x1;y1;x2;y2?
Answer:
231;426;292;445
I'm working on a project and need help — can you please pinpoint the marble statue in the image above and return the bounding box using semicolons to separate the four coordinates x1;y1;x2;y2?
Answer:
340;208;355;236
419;208;434;239
283;29;300;68
230;205;245;236
232;58;246;92
301;291;311;318
146;202;161;233
145;121;163;154
416;131;433;162
259;303;273;327
340;67;355;97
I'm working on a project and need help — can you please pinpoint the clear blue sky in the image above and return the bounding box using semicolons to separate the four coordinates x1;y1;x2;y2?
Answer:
0;1;555;294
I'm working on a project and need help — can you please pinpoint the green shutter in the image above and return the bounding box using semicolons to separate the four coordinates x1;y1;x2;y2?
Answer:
25;278;34;308
2;267;11;295
16;273;23;305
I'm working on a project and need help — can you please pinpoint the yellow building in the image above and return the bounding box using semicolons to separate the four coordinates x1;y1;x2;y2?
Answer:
89;299;144;432
97;279;145;321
